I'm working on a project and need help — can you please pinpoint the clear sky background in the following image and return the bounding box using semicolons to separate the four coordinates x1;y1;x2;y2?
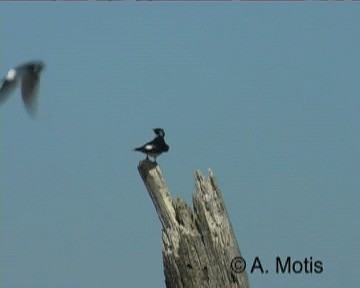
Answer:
1;3;358;288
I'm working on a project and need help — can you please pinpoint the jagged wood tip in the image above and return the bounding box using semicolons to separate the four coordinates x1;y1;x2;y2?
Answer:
137;161;249;288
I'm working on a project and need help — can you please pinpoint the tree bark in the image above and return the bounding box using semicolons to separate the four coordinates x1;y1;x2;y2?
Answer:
137;159;249;288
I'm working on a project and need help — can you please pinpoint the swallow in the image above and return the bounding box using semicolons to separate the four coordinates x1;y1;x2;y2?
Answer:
0;60;45;117
134;128;170;163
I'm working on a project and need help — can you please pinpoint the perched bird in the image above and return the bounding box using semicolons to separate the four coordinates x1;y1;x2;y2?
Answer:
0;60;45;117
134;128;170;163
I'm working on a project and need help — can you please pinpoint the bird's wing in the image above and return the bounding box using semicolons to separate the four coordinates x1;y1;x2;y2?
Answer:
145;137;161;151
135;143;154;152
15;60;44;70
134;137;159;152
0;78;18;105
144;144;155;151
21;70;40;117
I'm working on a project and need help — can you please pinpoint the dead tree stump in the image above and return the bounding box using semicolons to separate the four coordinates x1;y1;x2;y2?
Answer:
137;159;249;288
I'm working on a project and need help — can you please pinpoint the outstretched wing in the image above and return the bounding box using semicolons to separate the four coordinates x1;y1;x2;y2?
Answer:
21;70;40;117
0;78;18;105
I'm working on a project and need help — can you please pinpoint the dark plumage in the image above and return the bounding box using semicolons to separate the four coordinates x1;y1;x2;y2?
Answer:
153;128;165;137
0;60;45;117
134;128;170;163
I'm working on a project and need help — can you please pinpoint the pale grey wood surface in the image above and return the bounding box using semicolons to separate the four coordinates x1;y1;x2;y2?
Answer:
138;159;249;288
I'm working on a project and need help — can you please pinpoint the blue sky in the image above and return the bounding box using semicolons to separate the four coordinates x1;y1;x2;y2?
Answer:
1;3;359;288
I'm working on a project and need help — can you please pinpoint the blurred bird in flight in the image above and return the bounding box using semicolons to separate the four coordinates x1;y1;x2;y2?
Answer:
0;60;45;117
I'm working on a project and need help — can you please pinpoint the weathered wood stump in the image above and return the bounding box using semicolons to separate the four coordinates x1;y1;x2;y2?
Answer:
138;159;249;288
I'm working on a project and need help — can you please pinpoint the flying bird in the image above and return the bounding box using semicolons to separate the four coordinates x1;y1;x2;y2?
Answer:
0;60;45;117
134;128;170;163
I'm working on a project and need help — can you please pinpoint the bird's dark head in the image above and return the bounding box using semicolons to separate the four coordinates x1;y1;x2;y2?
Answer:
153;128;165;137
